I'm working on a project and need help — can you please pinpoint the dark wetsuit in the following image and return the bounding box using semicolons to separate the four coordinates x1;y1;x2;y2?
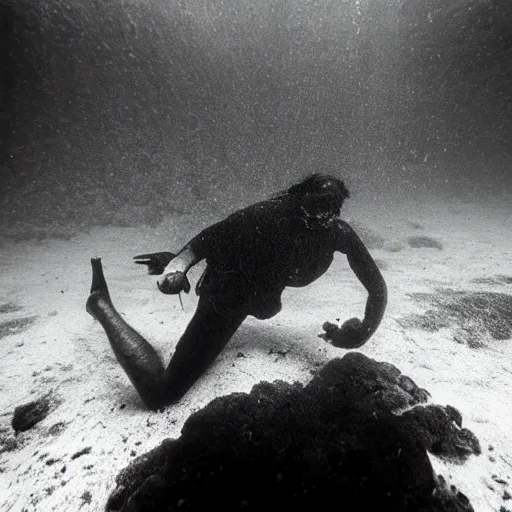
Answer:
157;195;342;403
87;193;386;410
190;196;336;319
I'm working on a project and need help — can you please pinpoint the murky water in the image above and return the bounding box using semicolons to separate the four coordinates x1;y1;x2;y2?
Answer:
0;3;511;510
0;0;510;236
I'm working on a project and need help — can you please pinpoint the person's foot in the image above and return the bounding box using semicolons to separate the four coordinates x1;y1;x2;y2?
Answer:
86;257;111;317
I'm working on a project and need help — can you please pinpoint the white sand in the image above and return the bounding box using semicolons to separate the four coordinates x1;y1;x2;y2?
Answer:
1;190;512;511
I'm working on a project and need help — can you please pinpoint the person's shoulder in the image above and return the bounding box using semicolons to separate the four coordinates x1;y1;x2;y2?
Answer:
332;218;354;236
227;196;290;220
331;218;359;252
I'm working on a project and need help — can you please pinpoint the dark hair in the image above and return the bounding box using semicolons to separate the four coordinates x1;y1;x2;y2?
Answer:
281;173;350;214
287;173;349;200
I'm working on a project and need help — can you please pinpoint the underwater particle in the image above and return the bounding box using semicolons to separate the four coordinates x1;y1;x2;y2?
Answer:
0;316;38;340
11;395;51;433
503;490;511;500
407;236;443;250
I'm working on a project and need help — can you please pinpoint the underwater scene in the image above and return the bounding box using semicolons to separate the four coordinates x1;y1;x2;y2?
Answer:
0;1;511;510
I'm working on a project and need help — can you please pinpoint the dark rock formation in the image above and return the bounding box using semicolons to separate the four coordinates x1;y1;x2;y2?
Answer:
106;353;479;512
11;395;52;434
408;236;443;250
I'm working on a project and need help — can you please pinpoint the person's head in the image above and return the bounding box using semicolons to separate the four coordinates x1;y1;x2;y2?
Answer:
285;173;350;217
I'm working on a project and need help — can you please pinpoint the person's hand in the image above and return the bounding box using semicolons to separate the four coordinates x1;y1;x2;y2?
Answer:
157;271;191;295
320;317;368;349
133;252;175;275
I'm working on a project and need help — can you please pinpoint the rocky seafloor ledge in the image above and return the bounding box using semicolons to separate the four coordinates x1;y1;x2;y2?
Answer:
105;352;480;512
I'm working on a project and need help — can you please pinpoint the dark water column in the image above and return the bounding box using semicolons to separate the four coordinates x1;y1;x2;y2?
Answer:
0;4;39;191
0;7;13;171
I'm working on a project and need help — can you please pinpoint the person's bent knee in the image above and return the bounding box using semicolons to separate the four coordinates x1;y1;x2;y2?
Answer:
143;399;163;412
141;393;167;411
140;385;186;410
133;383;167;411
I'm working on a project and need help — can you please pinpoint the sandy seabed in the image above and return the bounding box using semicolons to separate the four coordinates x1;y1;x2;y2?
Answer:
1;189;512;511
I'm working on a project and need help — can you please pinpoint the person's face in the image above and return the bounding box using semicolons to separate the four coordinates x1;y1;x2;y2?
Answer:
303;193;341;218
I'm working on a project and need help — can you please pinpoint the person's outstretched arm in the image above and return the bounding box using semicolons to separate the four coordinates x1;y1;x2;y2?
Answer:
324;220;387;348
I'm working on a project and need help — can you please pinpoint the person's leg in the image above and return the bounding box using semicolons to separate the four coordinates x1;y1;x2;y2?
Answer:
86;258;246;409
86;258;165;410
161;294;247;404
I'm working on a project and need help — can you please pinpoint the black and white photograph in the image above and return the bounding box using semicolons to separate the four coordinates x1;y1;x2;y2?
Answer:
0;0;511;510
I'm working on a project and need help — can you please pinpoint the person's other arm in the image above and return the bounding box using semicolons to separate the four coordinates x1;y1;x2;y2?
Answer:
324;220;388;348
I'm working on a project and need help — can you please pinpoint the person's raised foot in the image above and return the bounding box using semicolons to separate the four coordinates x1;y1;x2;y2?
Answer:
86;257;112;317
